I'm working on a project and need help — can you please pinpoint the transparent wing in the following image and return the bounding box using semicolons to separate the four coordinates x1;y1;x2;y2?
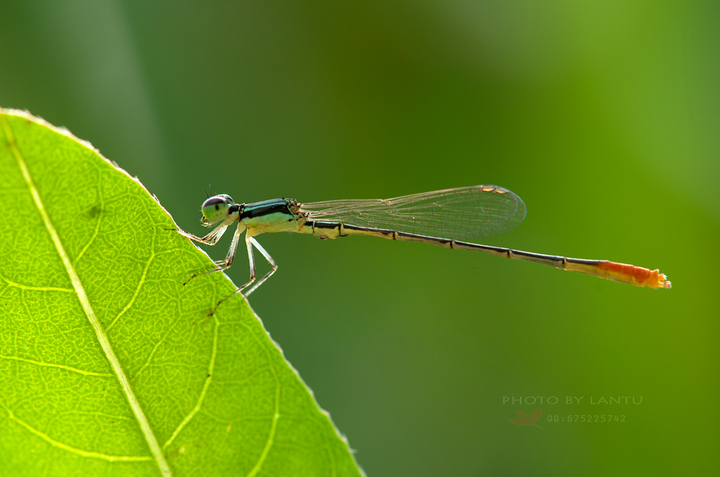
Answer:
299;185;527;241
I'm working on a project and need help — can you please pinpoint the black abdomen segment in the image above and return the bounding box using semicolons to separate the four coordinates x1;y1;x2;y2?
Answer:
303;220;603;269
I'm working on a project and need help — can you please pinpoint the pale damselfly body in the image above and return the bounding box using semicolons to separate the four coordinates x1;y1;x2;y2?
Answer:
177;185;671;311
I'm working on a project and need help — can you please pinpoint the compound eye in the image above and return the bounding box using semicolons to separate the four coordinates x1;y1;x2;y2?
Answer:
201;194;234;224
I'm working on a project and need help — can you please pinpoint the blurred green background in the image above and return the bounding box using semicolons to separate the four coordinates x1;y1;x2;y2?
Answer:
1;1;717;475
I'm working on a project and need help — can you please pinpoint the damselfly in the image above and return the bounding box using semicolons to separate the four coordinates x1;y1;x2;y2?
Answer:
177;185;671;310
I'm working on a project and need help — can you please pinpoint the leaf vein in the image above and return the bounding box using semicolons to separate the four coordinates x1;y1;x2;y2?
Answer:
162;314;220;452
1;277;74;293
1;404;151;462
243;322;281;477
74;197;104;265
107;237;156;332
0;354;113;376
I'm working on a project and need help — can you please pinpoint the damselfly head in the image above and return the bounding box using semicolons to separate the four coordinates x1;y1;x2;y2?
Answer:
201;194;234;225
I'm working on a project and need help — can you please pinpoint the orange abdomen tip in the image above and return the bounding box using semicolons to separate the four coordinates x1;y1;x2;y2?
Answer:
604;261;672;289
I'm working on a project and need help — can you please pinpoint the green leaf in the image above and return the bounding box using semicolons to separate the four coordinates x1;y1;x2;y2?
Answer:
0;109;363;477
